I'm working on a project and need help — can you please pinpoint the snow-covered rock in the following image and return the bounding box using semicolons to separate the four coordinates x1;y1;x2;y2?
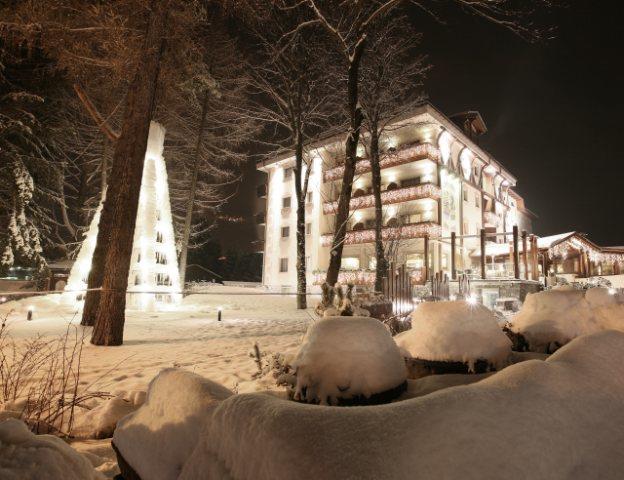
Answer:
291;316;407;405
395;301;512;371
178;330;624;480
511;287;624;351
0;418;104;480
112;368;233;480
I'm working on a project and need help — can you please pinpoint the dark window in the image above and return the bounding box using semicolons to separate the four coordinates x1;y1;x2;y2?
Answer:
279;258;288;272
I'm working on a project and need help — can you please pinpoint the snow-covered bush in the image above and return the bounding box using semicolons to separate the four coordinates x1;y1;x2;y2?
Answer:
510;287;624;352
0;418;103;480
395;301;512;372
112;368;233;480
174;331;624;480
290;316;407;405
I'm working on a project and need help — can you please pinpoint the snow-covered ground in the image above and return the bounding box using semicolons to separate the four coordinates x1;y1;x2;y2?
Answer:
0;286;317;477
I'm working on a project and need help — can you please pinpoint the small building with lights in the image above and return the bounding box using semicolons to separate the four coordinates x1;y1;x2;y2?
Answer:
256;103;536;291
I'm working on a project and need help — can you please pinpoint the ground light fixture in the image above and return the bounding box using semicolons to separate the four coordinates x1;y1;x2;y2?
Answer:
27;306;34;321
218;306;223;322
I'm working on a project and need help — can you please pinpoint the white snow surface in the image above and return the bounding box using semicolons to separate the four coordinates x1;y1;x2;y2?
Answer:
172;331;624;479
395;301;512;370
291;317;407;404
113;369;233;480
511;287;624;351
0;418;104;480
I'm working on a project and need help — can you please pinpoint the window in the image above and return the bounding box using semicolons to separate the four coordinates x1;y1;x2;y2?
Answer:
156;231;163;243
156;273;172;286
156;209;162;221
134;275;142;286
463;222;469;235
282;196;291;209
306;223;312;235
283;167;293;181
463;190;468;202
406;254;424;269
306;192;313;204
475;193;480;208
279;258;288;273
281;226;290;238
305;256;311;271
342;257;360;270
156;251;168;265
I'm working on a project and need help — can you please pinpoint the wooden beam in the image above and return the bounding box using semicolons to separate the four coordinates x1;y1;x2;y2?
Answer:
480;228;486;280
522;230;528;280
424;235;430;284
451;231;457;280
512;225;520;279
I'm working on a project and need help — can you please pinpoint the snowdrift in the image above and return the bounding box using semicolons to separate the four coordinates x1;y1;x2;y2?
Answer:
0;418;103;480
291;316;407;404
511;287;624;351
395;301;512;371
112;369;233;480
115;331;624;480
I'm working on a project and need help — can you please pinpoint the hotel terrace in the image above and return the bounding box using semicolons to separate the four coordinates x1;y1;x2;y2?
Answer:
256;103;624;292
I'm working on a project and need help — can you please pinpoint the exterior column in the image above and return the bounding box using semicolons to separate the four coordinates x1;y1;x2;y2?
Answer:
522;230;528;280
512;225;520;279
451;231;457;280
480;228;486;280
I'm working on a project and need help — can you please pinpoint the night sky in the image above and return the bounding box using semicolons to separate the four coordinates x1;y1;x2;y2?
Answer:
219;0;624;251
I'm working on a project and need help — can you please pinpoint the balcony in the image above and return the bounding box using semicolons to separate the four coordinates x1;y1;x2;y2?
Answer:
484;211;500;227
256;184;267;198
312;268;424;285
320;221;441;247
323;143;440;183
323;183;440;215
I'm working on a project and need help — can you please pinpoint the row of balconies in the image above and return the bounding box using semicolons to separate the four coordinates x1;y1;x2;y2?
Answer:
320;221;441;247
323;183;440;215
323;143;440;182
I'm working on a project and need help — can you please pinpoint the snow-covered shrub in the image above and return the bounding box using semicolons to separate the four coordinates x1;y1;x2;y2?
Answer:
510;287;624;352
176;331;624;480
71;393;144;440
395;301;512;372
290;316;407;405
113;368;233;480
0;418;103;480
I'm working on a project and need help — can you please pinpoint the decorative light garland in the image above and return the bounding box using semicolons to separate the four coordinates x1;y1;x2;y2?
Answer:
312;268;424;285
483;211;500;227
320;221;441;247
323;183;441;214
323;143;441;182
548;237;624;264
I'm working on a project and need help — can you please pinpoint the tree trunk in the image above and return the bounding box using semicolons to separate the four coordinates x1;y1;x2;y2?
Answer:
81;139;110;327
90;0;170;346
294;132;307;309
178;90;210;287
370;124;386;292
325;49;366;287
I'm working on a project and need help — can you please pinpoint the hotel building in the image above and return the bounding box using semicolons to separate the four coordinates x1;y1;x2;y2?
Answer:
256;103;535;291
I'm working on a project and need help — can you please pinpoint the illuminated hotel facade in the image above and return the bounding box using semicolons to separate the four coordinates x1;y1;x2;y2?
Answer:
256;103;535;290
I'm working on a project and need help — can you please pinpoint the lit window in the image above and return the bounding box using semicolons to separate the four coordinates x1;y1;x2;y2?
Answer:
279;258;288;272
306;192;313;204
306;223;312;235
156;273;172;286
282;196;291;209
281;226;290;238
156;252;167;265
305;256;311;271
342;257;360;270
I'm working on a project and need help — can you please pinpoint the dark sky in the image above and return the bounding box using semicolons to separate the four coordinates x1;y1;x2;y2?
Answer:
219;0;624;250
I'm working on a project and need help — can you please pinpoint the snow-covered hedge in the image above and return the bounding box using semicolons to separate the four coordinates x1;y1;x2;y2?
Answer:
511;287;624;351
112;369;233;480
0;418;103;480
291;316;407;404
395;301;512;371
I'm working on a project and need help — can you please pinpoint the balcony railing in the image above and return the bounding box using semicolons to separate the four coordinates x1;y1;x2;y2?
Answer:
320;221;441;247
312;268;424;285
323;143;440;182
323;183;440;215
